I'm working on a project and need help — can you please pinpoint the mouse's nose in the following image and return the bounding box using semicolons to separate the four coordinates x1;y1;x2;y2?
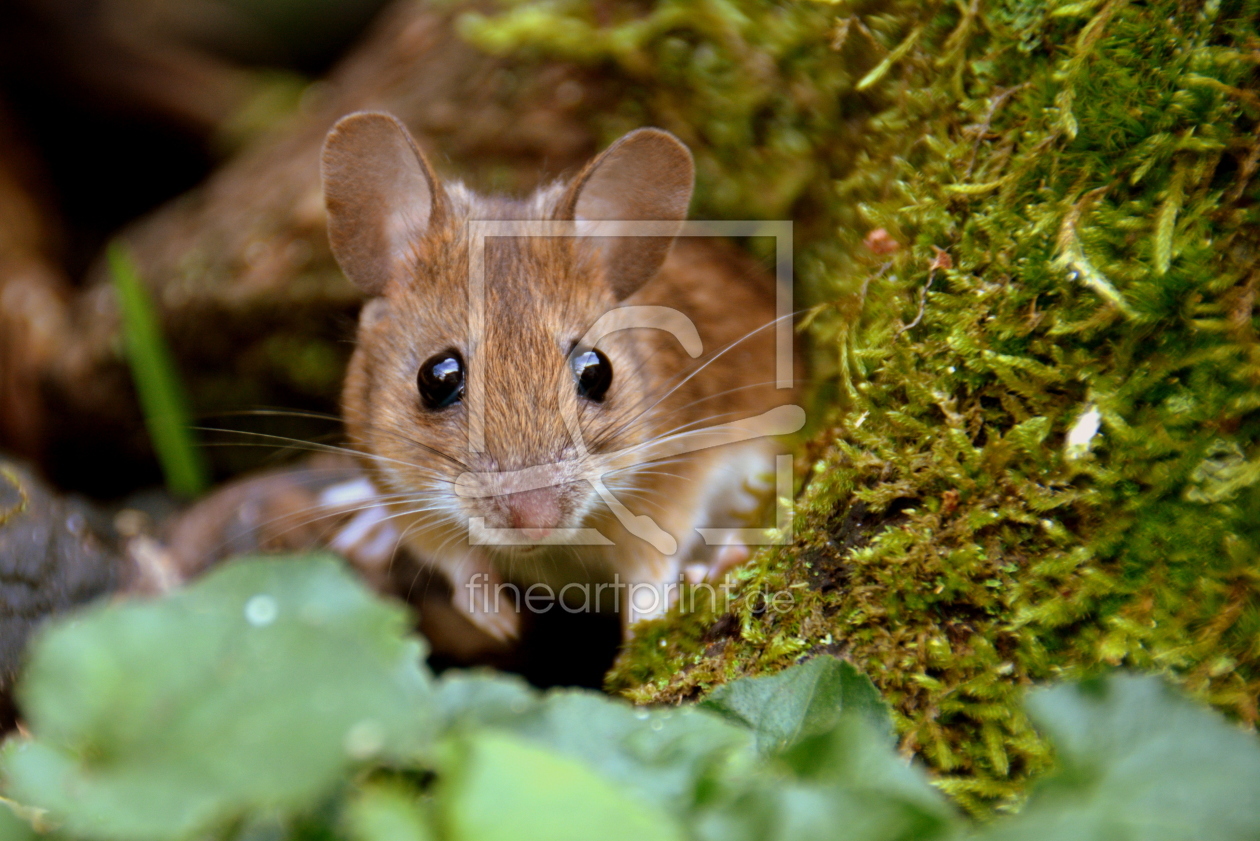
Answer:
503;487;561;541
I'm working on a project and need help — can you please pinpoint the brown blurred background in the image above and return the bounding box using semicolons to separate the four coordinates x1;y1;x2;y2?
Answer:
0;0;619;498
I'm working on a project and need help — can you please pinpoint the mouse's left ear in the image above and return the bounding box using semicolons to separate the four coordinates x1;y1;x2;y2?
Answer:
559;128;694;300
322;111;449;296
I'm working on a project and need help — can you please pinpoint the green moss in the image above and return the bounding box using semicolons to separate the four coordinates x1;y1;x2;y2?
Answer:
458;0;1260;816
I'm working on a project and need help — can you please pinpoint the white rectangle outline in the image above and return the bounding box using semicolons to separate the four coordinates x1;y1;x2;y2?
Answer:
465;219;794;453
465;219;795;548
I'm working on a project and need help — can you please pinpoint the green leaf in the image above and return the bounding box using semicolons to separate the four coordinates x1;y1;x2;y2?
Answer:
1005;416;1052;453
344;783;437;841
691;713;958;841
432;671;540;731
1152;163;1184;275
701;655;892;754
780;716;959;839
501;690;753;811
976;675;1260;841
0;800;38;841
691;660;950;840
106;242;208;499
2;555;433;841
695;778;954;841
435;672;753;812
437;730;686;841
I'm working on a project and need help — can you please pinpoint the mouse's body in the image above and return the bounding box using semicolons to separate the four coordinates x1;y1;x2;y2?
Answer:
323;113;798;642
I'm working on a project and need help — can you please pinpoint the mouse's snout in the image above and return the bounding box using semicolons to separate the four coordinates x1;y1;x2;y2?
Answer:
500;487;561;540
458;460;592;539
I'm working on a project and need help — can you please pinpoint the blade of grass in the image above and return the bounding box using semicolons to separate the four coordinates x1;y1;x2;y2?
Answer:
107;242;209;498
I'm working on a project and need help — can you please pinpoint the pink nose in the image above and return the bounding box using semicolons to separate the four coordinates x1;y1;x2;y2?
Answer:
504;488;561;541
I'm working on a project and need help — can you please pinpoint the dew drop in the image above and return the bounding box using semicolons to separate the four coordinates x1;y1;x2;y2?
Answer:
344;719;385;760
244;595;278;627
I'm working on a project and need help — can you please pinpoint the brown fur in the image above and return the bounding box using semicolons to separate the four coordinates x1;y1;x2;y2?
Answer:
324;112;796;640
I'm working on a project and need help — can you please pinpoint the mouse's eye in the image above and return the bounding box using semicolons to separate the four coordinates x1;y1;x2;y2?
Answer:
417;350;465;410
572;348;613;402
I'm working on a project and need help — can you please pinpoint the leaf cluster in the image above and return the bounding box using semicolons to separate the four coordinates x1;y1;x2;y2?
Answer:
2;556;1259;841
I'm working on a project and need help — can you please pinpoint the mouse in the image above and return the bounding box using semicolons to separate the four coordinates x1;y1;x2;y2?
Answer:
321;111;801;643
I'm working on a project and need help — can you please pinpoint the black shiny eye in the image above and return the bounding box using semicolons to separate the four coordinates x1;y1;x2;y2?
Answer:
417;350;465;409
572;348;613;402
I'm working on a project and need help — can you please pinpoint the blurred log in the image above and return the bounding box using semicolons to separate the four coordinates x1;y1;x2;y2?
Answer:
1;0;257;138
0;449;620;726
162;454;620;686
0;458;125;728
0;0;310;480
160;453;519;666
0;100;72;462
40;0;609;484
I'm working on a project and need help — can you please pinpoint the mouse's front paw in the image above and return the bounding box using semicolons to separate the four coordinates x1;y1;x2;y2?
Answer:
710;541;752;579
456;592;521;642
440;555;522;643
450;573;520;642
683;540;751;586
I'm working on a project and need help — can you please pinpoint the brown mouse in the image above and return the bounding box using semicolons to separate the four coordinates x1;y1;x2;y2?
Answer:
321;111;801;642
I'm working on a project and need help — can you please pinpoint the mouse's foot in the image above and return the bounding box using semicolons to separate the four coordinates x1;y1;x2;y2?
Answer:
457;593;520;643
446;556;521;643
620;563;685;638
683;540;751;586
710;541;751;579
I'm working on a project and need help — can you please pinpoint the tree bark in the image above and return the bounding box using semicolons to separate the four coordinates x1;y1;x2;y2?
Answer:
37;0;609;477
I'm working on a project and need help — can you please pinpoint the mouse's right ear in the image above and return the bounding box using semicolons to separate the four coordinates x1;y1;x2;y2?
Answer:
321;112;447;296
558;128;694;300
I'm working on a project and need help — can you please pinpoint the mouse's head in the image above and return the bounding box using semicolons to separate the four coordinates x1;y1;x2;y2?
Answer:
321;112;694;550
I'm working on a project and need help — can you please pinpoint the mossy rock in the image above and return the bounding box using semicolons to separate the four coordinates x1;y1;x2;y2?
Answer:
457;0;1260;815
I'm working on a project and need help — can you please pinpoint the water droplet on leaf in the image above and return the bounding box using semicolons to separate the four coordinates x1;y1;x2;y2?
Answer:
244;595;278;626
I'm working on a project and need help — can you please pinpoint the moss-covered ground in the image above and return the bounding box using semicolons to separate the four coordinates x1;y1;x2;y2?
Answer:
457;0;1260;815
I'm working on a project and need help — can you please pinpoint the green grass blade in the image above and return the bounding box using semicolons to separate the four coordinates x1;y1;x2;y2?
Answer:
107;242;209;498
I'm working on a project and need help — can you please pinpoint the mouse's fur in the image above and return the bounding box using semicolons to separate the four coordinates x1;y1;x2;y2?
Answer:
323;112;796;642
